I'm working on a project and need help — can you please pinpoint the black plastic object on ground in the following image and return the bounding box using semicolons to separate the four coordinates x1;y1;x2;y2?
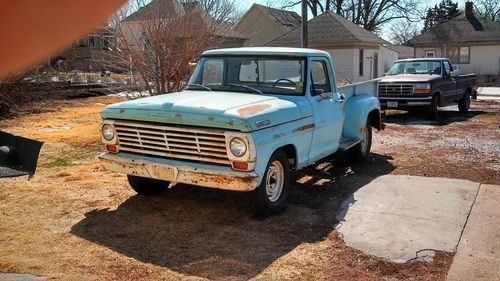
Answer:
0;131;43;179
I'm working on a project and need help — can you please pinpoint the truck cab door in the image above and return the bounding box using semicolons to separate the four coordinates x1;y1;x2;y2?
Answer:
442;60;457;103
306;58;344;164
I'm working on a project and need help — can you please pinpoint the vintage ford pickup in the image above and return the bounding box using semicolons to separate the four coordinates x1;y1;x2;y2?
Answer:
99;47;382;215
379;58;476;119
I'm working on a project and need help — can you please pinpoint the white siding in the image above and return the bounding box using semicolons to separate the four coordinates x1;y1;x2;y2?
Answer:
415;45;500;75
326;49;356;84
378;46;398;77
325;46;397;84
462;45;500;75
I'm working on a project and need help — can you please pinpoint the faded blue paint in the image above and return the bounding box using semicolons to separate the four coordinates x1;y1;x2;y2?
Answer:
101;91;308;132
100;48;381;191
339;80;381;140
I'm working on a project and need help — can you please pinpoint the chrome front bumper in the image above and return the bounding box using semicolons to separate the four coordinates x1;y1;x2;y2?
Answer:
379;96;433;108
99;152;259;191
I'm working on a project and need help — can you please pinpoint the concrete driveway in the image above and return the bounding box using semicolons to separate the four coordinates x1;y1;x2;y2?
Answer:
336;175;480;263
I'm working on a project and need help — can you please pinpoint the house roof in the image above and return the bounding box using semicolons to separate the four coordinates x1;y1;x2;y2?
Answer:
265;11;388;47
123;0;185;22
253;4;301;32
406;14;500;46
122;0;245;39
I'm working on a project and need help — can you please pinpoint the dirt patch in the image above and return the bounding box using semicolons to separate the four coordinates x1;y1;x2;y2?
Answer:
0;97;498;280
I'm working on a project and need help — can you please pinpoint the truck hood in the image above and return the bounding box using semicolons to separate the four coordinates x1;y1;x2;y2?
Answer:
101;90;306;132
379;74;441;83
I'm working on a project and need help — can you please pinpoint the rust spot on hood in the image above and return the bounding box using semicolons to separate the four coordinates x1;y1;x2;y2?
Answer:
237;104;272;117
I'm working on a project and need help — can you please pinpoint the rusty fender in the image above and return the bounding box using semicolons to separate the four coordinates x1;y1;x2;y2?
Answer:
99;153;259;191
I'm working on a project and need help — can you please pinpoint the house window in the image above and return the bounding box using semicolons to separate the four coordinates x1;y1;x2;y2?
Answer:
459;47;470;64
88;35;101;47
425;50;436;58
359;49;364;76
447;47;459;64
77;38;86;47
103;35;115;49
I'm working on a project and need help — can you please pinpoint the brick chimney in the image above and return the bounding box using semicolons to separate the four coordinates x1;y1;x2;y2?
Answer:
465;1;473;18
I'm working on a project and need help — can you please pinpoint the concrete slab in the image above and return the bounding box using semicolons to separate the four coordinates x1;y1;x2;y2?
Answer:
336;175;479;263
0;273;44;281
447;184;500;281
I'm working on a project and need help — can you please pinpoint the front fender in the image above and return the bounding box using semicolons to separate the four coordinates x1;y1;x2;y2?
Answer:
250;116;315;187
342;95;380;140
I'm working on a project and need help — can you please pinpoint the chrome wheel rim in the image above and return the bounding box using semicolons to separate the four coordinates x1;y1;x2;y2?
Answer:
266;160;284;203
360;126;369;154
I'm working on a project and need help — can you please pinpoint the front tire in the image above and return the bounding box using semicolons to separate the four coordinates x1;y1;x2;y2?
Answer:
252;151;290;216
429;95;439;120
349;122;372;163
458;91;471;113
127;175;169;196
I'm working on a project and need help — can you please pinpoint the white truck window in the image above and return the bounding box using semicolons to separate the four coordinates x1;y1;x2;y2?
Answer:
202;59;224;86
311;60;331;94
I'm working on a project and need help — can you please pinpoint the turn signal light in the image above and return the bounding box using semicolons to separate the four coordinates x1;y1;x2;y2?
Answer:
414;89;431;94
232;161;248;170
106;145;118;153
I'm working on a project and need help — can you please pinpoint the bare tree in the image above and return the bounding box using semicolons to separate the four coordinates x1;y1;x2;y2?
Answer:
278;0;423;32
107;0;239;96
475;0;500;22
388;19;420;45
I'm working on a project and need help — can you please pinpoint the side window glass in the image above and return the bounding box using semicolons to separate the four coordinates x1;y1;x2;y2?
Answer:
310;60;331;95
443;61;451;77
202;59;224;86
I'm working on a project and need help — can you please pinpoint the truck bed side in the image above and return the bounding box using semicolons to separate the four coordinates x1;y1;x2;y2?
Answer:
338;80;382;141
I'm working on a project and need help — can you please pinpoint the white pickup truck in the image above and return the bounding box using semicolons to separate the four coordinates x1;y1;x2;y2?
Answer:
99;47;382;215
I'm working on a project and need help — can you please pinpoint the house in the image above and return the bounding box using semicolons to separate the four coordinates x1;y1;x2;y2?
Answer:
50;26;120;72
234;4;301;47
265;12;398;83
121;0;246;50
386;45;415;60
406;1;500;75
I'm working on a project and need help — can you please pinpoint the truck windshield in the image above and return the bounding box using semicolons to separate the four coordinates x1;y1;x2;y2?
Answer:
387;60;442;75
186;56;306;95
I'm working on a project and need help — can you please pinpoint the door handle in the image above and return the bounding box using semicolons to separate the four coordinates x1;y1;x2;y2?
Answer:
316;92;333;102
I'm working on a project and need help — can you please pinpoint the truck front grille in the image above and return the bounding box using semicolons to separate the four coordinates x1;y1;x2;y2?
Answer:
113;120;230;166
379;83;414;95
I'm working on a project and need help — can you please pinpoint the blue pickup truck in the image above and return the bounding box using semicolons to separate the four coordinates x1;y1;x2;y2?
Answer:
99;47;382;215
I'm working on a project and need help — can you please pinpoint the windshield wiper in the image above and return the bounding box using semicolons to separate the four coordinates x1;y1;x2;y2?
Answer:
227;83;263;95
187;83;211;91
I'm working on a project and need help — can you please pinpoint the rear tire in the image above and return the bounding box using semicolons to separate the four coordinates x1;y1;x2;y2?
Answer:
349;122;372;163
458;91;471;113
127;175;169;196
429;95;439;120
252;151;290;216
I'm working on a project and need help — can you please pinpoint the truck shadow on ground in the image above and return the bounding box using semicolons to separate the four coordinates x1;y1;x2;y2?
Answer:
71;153;394;280
384;109;485;126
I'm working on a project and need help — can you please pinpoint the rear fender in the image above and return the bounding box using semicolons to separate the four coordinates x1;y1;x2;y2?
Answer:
342;95;380;140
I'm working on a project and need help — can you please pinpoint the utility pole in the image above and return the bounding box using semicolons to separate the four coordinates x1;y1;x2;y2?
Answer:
366;56;375;79
301;0;308;48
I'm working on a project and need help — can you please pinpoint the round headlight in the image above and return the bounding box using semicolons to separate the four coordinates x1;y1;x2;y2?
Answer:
230;137;247;157
102;124;115;141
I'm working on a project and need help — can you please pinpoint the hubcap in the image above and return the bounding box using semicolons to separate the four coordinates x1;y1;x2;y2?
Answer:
265;160;284;203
